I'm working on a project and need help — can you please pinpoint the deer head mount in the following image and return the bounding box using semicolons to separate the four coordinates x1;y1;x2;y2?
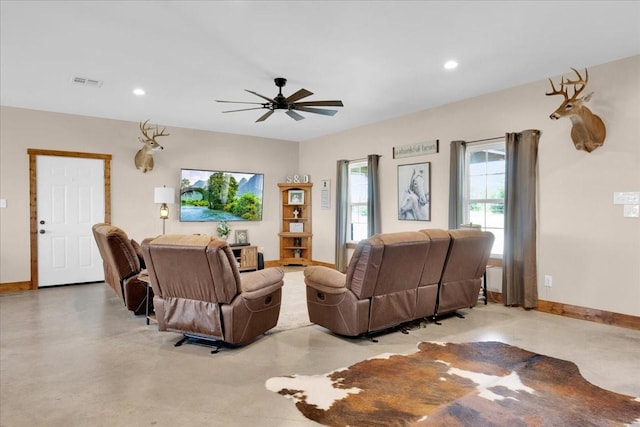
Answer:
546;68;606;153
134;120;169;173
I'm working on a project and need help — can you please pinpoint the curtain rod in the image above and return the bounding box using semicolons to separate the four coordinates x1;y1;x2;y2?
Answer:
468;136;503;144
349;154;383;162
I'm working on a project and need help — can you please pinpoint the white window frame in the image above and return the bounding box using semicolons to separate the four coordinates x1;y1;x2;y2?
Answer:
463;140;505;258
348;160;368;243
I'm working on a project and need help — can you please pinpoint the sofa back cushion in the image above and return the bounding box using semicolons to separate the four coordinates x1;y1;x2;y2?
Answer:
442;229;495;283
205;240;242;303
346;231;430;299
142;234;240;304
418;229;451;286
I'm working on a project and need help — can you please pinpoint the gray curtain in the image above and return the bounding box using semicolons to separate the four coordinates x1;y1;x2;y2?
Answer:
448;140;466;229
367;154;381;237
335;159;349;272
502;129;540;308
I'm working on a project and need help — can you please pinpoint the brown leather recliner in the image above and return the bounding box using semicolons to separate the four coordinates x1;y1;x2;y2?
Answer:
304;231;450;337
141;234;284;347
429;229;494;317
92;223;149;314
304;229;494;337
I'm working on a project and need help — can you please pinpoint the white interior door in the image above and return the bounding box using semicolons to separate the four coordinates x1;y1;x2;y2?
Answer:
37;155;105;287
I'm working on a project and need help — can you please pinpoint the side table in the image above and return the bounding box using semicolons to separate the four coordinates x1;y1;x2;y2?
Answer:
482;258;502;305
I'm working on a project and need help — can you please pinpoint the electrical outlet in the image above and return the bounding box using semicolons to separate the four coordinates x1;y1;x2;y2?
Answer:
544;275;553;287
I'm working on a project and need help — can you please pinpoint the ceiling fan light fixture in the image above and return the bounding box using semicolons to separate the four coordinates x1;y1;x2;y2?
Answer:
216;77;343;123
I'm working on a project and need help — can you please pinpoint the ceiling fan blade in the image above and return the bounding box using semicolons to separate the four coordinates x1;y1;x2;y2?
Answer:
245;89;275;103
285;89;313;103
293;100;344;107
222;107;266;113
256;110;274;122
292;106;338;116
215;100;265;105
286;110;305;121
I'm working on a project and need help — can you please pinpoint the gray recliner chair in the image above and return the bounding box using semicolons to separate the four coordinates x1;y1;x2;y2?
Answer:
141;234;284;350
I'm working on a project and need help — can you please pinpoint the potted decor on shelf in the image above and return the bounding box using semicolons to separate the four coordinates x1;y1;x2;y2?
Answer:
216;220;230;240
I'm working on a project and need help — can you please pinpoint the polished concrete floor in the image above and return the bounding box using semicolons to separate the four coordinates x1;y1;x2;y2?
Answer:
1;274;639;426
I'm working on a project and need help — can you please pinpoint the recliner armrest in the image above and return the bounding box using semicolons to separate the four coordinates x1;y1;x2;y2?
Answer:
304;266;347;294
239;267;284;299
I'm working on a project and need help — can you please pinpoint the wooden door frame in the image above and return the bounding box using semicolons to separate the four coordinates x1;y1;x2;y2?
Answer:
28;149;112;290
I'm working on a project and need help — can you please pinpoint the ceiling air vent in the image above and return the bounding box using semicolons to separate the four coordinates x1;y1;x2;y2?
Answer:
71;76;103;88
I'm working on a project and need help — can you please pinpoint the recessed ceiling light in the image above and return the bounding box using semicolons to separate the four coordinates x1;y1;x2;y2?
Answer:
444;60;458;70
133;88;145;96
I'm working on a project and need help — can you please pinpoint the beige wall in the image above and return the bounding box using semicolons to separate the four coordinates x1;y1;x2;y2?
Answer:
0;108;298;283
300;55;640;317
1;56;638;317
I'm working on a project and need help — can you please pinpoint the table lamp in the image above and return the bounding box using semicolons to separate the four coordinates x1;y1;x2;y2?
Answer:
154;186;175;234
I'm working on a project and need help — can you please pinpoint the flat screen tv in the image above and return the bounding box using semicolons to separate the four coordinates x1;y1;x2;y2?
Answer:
180;168;264;222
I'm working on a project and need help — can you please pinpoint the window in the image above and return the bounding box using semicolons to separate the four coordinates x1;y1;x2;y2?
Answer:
464;141;505;256
348;160;368;242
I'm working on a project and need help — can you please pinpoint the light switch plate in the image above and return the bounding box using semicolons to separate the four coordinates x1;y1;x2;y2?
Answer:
624;205;640;218
613;192;640;205
0;199;6;208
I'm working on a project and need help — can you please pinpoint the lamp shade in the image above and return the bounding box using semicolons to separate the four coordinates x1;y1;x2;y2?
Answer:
154;187;175;204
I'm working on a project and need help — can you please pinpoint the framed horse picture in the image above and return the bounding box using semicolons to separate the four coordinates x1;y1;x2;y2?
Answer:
398;162;431;221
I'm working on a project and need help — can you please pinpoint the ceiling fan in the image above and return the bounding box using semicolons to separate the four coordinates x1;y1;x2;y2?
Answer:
215;77;344;122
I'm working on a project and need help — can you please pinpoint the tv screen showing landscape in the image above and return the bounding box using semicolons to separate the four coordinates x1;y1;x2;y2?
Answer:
180;168;264;222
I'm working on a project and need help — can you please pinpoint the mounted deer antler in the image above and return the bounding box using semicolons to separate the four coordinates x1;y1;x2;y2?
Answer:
134;120;170;173
546;68;606;153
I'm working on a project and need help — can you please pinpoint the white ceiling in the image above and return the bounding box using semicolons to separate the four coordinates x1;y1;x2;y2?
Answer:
1;1;639;142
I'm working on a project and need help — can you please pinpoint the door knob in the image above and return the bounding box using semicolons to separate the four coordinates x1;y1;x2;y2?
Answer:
39;229;45;234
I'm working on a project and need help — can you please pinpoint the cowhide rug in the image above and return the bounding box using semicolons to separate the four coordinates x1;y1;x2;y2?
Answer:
266;341;640;426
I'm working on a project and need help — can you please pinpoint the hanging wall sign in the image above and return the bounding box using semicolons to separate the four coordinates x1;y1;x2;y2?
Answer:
320;179;331;210
393;140;439;159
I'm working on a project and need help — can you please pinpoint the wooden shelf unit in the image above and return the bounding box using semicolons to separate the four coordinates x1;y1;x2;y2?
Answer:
278;182;312;265
231;245;258;272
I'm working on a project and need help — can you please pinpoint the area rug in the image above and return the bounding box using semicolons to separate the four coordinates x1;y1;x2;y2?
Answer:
266;341;640;426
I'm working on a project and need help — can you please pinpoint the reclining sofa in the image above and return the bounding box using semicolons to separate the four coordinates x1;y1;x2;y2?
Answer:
92;223;149;314
304;229;494;337
141;234;284;346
